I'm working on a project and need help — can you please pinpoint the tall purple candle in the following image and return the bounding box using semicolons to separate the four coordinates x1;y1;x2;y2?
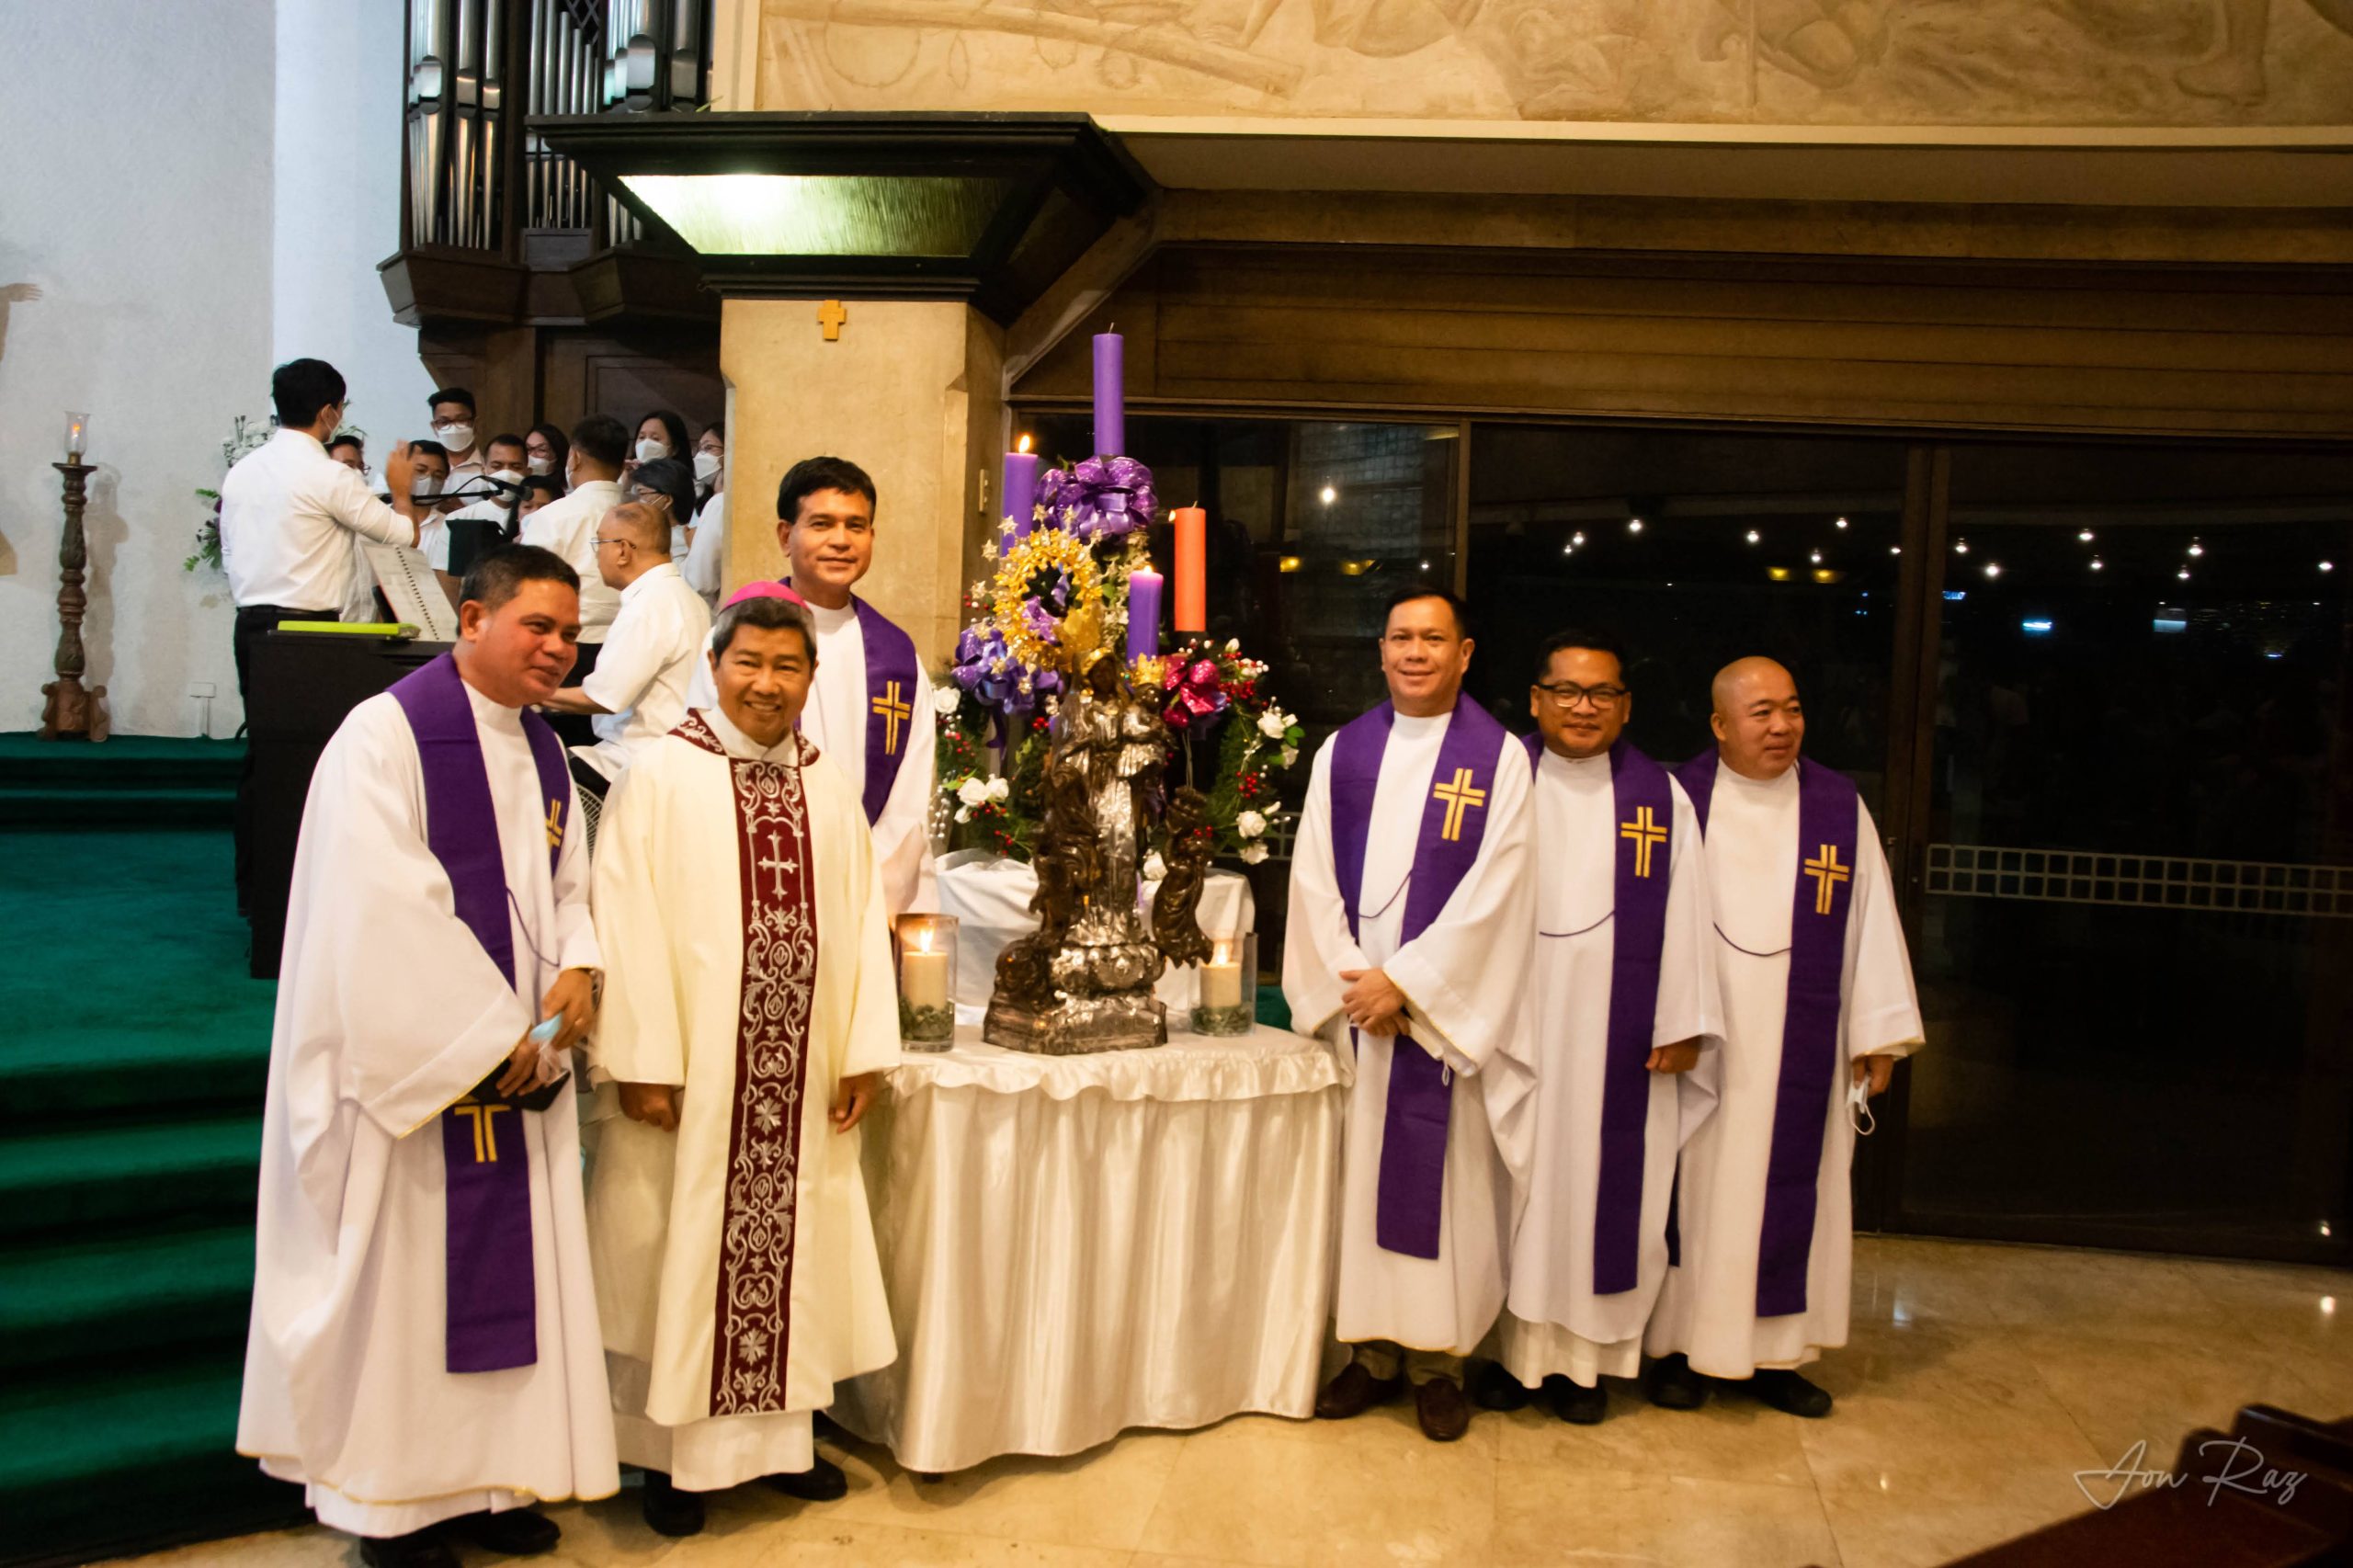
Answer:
1127;568;1163;663
1003;446;1040;538
1093;332;1125;459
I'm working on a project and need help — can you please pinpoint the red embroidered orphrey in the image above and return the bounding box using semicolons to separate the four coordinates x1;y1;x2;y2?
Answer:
673;712;822;1415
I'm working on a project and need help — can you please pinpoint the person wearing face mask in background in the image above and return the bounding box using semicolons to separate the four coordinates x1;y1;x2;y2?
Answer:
428;387;485;490
683;423;726;608
624;410;690;488
1639;657;1922;1422
527;423;571;493
442;433;533;579
404;440;455;572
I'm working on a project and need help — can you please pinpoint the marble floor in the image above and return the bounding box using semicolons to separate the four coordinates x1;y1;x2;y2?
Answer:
125;1235;2348;1568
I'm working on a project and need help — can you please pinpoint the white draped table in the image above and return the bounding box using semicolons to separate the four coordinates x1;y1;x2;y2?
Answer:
831;1022;1345;1474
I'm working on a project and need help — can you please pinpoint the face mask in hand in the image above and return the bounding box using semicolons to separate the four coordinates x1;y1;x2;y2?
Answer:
1847;1074;1877;1138
635;437;670;462
692;449;722;484
436;423;474;452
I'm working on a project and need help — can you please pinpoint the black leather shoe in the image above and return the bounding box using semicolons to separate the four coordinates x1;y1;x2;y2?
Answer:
1315;1360;1405;1420
763;1454;849;1502
1469;1359;1533;1412
358;1532;459;1568
1543;1375;1608;1426
445;1509;560;1556
1414;1375;1472;1442
640;1471;707;1538
1753;1368;1834;1418
1644;1353;1711;1411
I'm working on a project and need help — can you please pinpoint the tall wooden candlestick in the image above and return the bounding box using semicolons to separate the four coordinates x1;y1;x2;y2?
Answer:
40;461;108;741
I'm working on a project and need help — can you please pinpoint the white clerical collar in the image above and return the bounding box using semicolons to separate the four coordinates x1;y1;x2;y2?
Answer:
1392;708;1449;738
1541;746;1610;775
460;669;525;733
702;704;801;763
1718;755;1799;793
620;560;681;604
805;597;857;631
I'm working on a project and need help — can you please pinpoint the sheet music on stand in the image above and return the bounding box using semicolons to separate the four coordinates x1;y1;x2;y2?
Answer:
360;540;459;641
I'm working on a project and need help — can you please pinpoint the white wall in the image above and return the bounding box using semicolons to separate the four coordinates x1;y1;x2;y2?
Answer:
0;0;429;739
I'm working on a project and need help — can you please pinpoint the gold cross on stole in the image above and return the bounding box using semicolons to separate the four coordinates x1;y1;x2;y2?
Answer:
872;680;913;756
452;1099;510;1162
1620;805;1666;879
543;800;563;848
817;300;848;341
1433;767;1486;842
1804;844;1851;915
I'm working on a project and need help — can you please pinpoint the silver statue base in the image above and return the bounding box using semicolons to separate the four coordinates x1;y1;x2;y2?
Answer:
983;988;1168;1055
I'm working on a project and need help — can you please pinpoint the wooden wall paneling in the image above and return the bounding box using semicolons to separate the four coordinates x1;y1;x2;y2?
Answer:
538;327;723;438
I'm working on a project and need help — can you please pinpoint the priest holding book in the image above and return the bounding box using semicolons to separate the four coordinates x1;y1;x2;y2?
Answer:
1283;585;1537;1443
236;546;614;1568
587;586;900;1537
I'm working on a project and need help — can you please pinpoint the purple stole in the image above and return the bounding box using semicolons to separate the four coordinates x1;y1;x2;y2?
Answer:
388;653;570;1373
671;711;821;1415
1330;698;1507;1260
778;581;920;825
1675;752;1859;1319
1522;734;1675;1296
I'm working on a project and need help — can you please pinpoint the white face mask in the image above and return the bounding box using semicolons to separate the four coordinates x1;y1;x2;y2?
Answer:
489;468;524;485
412;473;443;500
1847;1074;1876;1138
636;437;670;462
527;455;554;475
435;423;475;452
692;449;722;484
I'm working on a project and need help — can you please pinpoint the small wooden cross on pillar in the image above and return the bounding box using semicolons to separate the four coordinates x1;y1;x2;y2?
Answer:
817;300;848;342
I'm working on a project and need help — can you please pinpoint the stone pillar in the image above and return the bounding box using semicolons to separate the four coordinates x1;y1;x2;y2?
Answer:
719;298;1006;666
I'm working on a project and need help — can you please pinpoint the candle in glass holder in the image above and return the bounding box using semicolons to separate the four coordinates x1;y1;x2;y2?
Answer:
1172;507;1206;631
1192;931;1255;1036
896;914;958;1047
1199;946;1242;1011
63;412;89;463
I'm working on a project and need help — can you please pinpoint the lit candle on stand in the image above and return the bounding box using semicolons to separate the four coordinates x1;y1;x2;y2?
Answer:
896;914;958;1047
1093;332;1125;458
63;413;89;463
1004;437;1040;540
1172;507;1207;631
1127;567;1163;663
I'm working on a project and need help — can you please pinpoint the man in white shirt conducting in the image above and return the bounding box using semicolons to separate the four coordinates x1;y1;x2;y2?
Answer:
220;357;424;912
540;501;711;802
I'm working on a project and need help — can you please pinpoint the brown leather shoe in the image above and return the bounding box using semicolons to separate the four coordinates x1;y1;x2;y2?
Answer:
1314;1360;1405;1420
1414;1374;1472;1441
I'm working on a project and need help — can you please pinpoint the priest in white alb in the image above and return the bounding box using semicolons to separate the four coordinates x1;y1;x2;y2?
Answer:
685;455;937;915
587;585;900;1538
1643;656;1923;1419
238;546;615;1568
1479;629;1722;1426
1284;585;1536;1444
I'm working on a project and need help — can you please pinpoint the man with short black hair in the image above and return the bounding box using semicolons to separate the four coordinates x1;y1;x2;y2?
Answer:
239;543;617;1568
684;455;937;915
326;435;366;473
519;414;631;641
540;501;710;799
441;433;533;577
428;386;483;487
220;358;426;908
587;585;898;1537
1283;585;1537;1443
1477;628;1722;1426
404;439;455;573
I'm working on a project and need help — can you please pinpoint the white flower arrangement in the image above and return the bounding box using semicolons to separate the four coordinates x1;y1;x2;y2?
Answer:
1235;809;1267;840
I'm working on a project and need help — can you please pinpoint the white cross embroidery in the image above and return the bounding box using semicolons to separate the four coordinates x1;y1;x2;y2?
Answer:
756;831;799;899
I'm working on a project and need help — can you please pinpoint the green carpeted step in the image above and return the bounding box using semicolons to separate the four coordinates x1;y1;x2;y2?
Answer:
0;785;235;828
0;732;244;789
0;1223;254;1374
0;1028;270;1120
0;1114;260;1241
0;1355;304;1567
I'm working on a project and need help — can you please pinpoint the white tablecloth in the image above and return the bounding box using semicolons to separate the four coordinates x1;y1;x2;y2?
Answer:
832;1022;1344;1473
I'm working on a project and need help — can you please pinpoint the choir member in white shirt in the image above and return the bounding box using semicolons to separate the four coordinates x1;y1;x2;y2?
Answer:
525;423;569;489
219;358;423;911
586;587;899;1537
539;501;712;799
519;414;629;643
681;422;726;595
428;386;486;490
404;440;455;577
438;432;533;575
1642;657;1923;1420
237;545;614;1568
1477;629;1722;1426
685;456;937;917
1284;586;1538;1443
